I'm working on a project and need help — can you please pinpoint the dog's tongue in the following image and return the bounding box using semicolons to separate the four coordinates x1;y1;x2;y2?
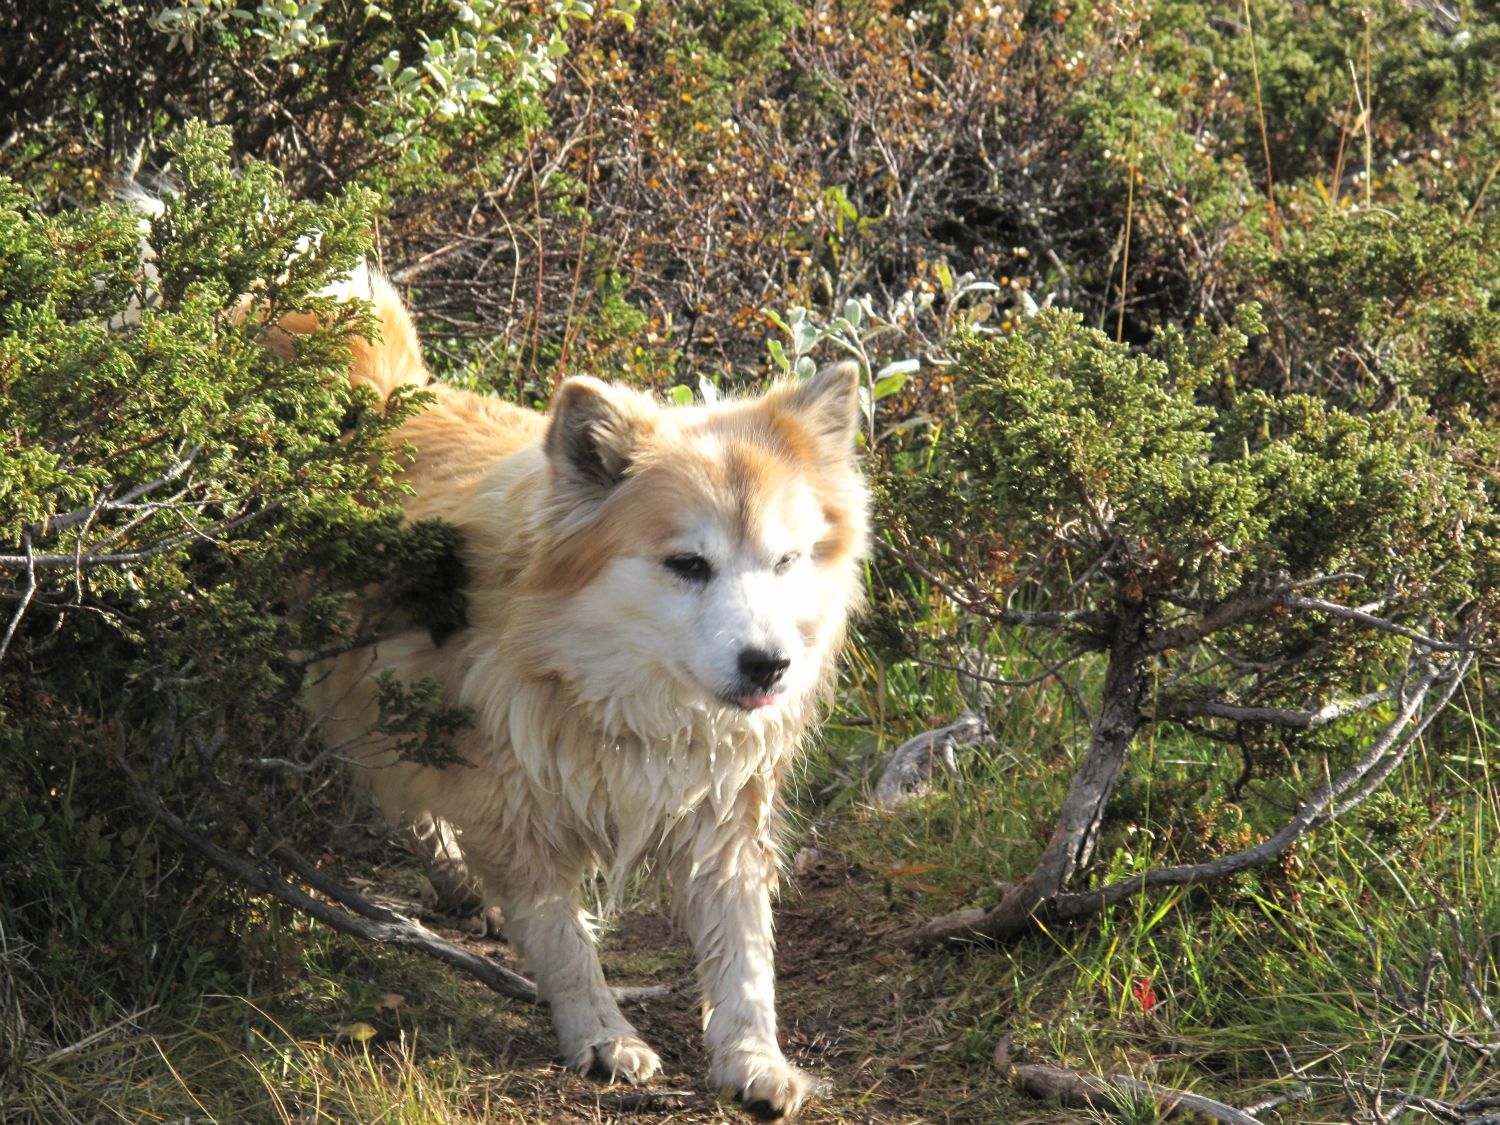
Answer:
739;693;779;710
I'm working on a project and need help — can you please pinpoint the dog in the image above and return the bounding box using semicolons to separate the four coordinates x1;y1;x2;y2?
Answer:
294;270;868;1117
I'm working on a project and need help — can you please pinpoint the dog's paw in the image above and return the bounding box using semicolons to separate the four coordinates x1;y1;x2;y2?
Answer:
569;1034;662;1085
457;905;506;937
715;1052;814;1119
419;880;504;936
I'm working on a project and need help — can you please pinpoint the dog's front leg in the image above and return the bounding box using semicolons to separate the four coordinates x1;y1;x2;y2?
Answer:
478;860;661;1084
670;776;813;1118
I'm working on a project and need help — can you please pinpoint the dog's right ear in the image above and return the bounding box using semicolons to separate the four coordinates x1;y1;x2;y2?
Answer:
546;376;656;490
776;359;862;455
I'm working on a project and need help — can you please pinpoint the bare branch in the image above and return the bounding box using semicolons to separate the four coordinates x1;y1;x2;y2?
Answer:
1035;658;1456;922
121;755;539;1003
241;752;374;774
1159;688;1395;729
1283;594;1477;653
1164;573;1366;611
1287;1074;1500;1123
387;240;469;284
1381;938;1500;1059
1148;584;1487;660
1287;571;1368;590
914;643;1090;689
1328;652;1472;819
0;504;280;570
994;606;1116;631
1148;588;1284;653
1240;1089;1313;1117
878;538;1115;636
41;447;201;537
0;531;38;662
894;599;1153;947
0;546;190;569
1444;905;1500;1040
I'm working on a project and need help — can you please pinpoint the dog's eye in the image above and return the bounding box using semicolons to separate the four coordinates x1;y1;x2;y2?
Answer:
774;551;801;575
664;553;713;583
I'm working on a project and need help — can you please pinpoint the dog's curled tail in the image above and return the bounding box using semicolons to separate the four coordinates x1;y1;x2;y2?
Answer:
118;186;425;402
275;264;431;401
339;265;431;400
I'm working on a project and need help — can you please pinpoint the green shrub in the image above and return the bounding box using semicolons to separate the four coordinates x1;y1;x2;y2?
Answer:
0;0;593;199
0;123;459;1105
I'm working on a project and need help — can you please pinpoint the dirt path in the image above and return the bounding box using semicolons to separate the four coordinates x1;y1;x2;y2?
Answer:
384;847;1034;1124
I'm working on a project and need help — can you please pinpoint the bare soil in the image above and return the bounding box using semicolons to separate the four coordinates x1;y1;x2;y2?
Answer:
355;845;1039;1124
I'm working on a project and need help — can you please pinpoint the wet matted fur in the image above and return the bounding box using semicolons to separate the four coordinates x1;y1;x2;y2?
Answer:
296;271;869;1117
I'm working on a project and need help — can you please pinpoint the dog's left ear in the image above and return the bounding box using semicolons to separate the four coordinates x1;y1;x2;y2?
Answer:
546;376;656;490
779;360;862;454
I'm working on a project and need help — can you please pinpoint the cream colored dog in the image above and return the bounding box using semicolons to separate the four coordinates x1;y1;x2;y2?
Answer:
296;271;867;1117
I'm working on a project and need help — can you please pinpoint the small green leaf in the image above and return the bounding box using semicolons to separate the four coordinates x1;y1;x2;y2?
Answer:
340;1021;378;1043
768;339;790;373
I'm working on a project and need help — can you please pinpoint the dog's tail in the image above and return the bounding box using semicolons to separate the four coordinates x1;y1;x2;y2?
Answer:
119;182;428;400
275;263;431;401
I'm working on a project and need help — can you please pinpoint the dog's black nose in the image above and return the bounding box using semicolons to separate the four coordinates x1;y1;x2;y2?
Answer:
738;648;790;690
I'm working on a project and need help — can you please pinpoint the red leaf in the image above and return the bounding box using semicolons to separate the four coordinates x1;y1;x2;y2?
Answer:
1132;976;1157;1012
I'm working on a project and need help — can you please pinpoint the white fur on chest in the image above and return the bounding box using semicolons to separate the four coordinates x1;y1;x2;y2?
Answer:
449;637;808;890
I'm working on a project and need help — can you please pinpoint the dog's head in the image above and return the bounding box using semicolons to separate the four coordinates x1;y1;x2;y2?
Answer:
520;363;869;722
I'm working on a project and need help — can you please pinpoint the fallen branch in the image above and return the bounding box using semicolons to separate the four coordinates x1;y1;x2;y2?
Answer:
993;1038;1260;1124
592;1090;697;1113
873;710;987;805
1286;1074;1500;1123
122;747;666;1007
1007;1064;1261;1124
1375;903;1500;1059
122;758;538;1002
